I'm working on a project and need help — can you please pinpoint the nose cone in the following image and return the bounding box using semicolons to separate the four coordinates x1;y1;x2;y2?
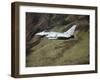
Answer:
35;32;45;36
36;32;41;35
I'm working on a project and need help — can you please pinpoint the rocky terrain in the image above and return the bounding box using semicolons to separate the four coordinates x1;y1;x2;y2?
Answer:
26;12;89;67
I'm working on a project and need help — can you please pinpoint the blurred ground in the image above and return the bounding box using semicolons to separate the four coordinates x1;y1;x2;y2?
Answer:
26;13;89;67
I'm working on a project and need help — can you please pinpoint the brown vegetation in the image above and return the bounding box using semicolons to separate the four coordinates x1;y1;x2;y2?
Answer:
26;13;89;67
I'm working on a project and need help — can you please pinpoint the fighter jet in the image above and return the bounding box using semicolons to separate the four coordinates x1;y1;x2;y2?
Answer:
35;25;77;39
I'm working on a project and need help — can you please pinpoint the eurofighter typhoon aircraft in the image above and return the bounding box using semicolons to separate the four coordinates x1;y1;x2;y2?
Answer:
35;25;77;39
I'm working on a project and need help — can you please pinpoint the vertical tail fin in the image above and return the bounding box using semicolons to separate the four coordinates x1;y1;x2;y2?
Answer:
64;25;77;36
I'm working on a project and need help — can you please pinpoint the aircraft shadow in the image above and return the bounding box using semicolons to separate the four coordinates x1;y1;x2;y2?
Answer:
57;35;74;40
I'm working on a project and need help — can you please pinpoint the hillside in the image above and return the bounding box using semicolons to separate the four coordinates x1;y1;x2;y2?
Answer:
26;13;89;67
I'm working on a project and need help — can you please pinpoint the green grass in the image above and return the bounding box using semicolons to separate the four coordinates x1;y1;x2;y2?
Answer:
26;26;89;67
